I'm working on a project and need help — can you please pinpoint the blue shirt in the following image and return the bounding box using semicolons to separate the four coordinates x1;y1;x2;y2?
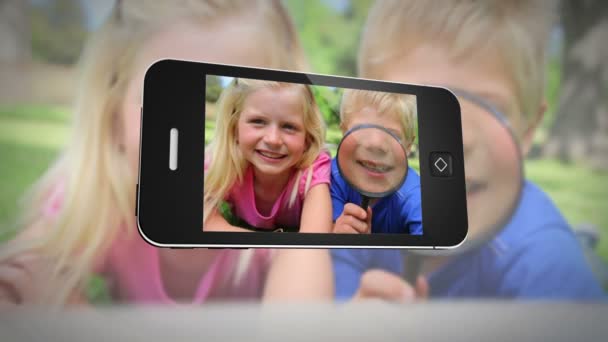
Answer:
332;181;606;300
330;158;422;234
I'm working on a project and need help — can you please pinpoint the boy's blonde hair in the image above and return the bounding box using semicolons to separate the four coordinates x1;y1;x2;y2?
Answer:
340;89;416;145
203;78;326;226
1;0;308;306
359;0;557;125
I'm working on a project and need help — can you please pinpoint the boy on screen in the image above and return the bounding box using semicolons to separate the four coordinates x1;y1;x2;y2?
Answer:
331;89;422;235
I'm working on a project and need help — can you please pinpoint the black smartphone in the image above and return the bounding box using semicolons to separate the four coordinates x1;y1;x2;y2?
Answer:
136;60;467;248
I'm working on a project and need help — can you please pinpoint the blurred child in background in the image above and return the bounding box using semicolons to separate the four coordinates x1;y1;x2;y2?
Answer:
0;0;332;307
334;0;605;301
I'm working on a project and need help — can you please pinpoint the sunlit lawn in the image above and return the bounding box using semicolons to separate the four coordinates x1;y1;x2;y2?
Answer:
2;106;608;266
526;159;608;263
0;106;68;239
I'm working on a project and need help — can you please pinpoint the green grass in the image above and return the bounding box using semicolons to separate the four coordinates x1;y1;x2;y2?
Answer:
326;127;343;146
0;116;68;149
0;104;71;124
526;158;608;262
0;143;60;232
205;120;215;144
0;105;68;232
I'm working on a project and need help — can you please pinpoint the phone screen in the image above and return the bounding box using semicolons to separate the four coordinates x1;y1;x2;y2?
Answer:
204;75;424;235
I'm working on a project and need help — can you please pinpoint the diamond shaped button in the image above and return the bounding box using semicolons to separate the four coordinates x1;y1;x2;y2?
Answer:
430;152;453;177
434;157;448;172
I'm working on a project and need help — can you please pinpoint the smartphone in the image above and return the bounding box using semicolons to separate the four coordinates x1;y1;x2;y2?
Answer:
137;60;467;248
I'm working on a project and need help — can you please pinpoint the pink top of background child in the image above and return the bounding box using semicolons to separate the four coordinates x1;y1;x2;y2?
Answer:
44;185;271;304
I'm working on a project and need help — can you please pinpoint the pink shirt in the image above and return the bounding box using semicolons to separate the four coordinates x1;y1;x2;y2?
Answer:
224;151;331;230
43;184;272;305
99;236;271;304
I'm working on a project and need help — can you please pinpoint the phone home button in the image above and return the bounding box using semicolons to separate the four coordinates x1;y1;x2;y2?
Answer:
430;152;453;177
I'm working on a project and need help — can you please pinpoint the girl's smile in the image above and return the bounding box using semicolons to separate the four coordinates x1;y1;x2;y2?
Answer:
256;149;288;162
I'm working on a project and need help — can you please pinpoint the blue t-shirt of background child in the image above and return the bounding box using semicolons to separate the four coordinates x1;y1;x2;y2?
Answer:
330;158;422;235
332;181;606;300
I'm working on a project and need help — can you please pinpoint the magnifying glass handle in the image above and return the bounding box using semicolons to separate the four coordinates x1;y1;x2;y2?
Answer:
404;254;421;285
360;196;370;211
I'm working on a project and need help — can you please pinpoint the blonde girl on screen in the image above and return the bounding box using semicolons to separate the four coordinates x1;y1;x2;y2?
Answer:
203;78;333;234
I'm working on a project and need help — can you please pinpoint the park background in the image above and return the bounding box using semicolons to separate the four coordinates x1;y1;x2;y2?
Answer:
0;0;606;288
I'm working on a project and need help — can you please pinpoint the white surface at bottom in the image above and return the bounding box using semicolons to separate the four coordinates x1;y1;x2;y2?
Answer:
1;301;606;342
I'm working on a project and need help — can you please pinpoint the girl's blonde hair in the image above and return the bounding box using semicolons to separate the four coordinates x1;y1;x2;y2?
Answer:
203;78;326;226
359;0;557;125
340;89;416;145
1;0;308;306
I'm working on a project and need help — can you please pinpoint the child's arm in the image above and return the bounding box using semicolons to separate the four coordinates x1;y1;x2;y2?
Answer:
0;219;88;307
329;164;372;234
0;252;47;307
0;250;90;307
262;184;334;301
262;249;334;301
299;184;333;233
352;269;428;302
0;256;92;308
333;203;372;234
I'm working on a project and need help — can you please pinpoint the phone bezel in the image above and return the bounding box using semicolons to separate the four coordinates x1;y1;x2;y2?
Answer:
137;60;468;248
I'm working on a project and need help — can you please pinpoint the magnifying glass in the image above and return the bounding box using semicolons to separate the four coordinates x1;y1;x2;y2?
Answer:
403;88;524;285
336;123;409;210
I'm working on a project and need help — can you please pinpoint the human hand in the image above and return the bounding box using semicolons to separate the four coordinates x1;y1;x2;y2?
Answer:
0;253;52;307
333;203;372;234
352;269;429;303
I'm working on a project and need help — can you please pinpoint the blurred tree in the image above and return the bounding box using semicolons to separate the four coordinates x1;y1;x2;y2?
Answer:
30;0;87;65
0;0;31;64
205;75;223;103
312;86;341;127
0;0;31;104
284;0;372;76
543;0;608;170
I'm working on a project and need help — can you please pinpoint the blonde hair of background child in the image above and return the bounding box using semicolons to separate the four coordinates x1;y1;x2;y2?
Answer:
203;78;326;226
358;0;557;127
0;0;309;306
340;89;416;146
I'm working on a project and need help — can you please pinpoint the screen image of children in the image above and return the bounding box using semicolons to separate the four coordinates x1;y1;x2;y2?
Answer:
206;82;421;236
331;89;423;235
203;77;333;234
0;0;333;308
